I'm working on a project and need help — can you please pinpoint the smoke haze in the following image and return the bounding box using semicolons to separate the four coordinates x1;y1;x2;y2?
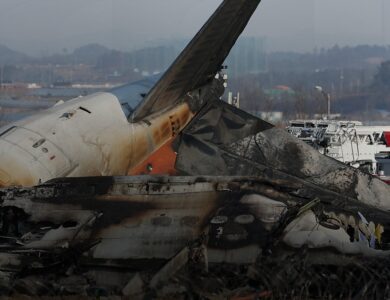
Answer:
0;0;388;55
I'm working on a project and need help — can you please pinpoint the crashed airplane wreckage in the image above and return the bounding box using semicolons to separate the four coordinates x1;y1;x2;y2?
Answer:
0;0;390;298
1;102;390;297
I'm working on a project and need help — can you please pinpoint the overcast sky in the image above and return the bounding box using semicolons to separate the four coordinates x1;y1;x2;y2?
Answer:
0;0;389;56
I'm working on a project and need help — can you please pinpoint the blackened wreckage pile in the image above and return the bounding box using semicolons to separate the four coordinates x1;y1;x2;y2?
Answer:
0;0;389;298
0;101;390;298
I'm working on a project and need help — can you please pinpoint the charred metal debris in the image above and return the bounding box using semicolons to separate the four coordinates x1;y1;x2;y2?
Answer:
1;101;390;297
2;0;390;297
0;172;389;297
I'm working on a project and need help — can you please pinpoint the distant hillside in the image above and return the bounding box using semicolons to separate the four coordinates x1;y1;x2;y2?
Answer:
72;44;111;64
35;43;111;65
267;45;390;72
95;46;178;74
0;44;29;65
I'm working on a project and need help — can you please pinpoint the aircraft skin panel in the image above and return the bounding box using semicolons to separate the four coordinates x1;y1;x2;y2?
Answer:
0;93;128;186
0;92;193;187
128;139;178;176
0;139;51;186
131;0;262;122
2;127;72;178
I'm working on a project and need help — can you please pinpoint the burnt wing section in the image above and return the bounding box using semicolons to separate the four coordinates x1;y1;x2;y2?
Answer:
131;0;262;122
175;100;390;208
174;100;273;175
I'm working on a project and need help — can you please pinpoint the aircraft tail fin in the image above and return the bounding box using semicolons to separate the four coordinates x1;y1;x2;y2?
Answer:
131;0;261;122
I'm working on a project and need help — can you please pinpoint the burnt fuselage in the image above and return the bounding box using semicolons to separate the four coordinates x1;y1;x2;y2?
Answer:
1;175;390;272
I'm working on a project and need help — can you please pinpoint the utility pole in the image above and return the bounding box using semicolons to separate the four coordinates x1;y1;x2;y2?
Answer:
315;86;331;119
326;92;330;117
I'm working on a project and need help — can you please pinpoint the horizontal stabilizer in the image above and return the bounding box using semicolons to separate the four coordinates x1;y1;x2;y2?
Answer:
131;0;261;122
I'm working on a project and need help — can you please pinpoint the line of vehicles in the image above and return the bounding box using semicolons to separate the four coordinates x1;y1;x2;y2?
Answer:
287;119;390;183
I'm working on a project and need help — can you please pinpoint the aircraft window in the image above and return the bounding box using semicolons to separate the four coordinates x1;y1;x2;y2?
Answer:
32;138;46;148
0;126;16;137
61;110;76;119
306;123;315;128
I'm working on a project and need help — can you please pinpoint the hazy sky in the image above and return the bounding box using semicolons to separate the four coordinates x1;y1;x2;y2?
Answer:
0;0;389;55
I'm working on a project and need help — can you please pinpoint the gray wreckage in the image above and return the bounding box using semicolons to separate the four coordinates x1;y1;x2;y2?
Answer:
1;0;390;298
1;102;390;298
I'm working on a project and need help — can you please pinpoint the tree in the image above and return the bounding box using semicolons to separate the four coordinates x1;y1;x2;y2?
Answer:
372;61;390;92
293;87;308;119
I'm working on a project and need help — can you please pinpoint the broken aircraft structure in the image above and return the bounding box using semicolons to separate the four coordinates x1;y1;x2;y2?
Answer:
0;0;390;298
0;0;256;187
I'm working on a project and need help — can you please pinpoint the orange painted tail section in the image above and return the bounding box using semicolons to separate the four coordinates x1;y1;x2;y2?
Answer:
128;139;178;176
